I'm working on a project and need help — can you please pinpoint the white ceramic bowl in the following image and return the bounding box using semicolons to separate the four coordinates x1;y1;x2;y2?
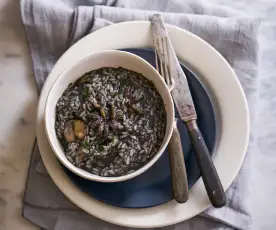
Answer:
45;50;174;183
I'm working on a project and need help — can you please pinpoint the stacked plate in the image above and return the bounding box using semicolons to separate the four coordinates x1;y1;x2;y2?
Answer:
36;22;249;228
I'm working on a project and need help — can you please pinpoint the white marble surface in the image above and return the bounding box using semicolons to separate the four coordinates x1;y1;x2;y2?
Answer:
0;0;38;229
0;0;275;230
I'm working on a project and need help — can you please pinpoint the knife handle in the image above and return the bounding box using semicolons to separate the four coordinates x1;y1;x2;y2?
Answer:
168;119;189;203
186;120;226;208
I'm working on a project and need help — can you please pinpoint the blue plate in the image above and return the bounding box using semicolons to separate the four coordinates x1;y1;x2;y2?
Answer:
62;48;216;208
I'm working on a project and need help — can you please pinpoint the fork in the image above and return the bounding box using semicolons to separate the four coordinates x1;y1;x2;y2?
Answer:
154;37;189;203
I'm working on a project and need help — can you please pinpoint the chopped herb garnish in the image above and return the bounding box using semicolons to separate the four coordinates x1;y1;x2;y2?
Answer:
83;87;89;97
99;145;105;152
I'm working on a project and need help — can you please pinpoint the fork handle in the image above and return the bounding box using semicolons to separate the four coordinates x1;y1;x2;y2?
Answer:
186;119;226;208
168;119;189;203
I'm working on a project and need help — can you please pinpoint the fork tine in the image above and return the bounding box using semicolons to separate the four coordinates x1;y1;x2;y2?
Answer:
164;38;175;90
157;39;165;81
155;47;160;74
155;45;162;77
162;37;171;88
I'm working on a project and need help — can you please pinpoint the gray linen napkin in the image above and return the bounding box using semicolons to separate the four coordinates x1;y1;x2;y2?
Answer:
20;0;261;229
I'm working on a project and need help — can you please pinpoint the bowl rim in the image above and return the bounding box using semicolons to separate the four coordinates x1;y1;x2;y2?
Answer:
44;50;174;183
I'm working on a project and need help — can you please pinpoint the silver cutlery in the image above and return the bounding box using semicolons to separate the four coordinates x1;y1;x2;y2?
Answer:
151;14;226;208
152;16;189;204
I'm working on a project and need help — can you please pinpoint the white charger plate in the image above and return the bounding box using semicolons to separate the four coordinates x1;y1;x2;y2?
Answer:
36;21;249;228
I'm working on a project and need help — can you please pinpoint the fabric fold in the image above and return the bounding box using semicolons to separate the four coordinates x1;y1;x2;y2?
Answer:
20;1;262;229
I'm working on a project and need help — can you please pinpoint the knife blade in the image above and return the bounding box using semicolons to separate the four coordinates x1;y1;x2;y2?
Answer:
151;14;196;121
151;14;226;208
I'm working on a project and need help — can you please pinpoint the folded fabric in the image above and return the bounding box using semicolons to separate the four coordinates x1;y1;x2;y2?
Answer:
20;0;261;229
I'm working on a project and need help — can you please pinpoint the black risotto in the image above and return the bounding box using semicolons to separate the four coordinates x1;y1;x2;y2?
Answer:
55;67;166;177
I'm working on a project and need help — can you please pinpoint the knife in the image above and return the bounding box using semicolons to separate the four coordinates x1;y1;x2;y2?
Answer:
151;14;226;208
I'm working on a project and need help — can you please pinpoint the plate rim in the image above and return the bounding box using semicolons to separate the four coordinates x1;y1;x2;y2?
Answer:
36;21;250;228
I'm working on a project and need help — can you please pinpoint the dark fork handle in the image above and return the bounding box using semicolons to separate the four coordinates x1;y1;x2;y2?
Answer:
186;119;226;208
168;119;189;203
